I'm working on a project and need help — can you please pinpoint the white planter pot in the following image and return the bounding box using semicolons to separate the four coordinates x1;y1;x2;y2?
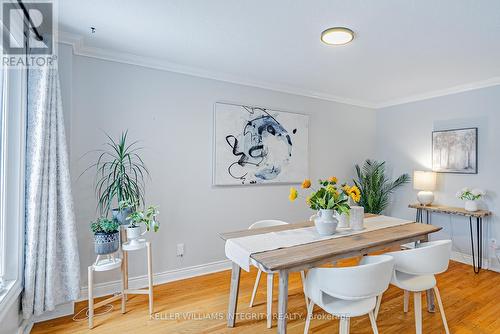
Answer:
465;200;478;212
314;209;338;236
335;211;350;229
125;225;146;249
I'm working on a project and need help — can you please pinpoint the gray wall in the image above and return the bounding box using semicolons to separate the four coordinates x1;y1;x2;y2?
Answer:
376;85;500;270
59;44;377;287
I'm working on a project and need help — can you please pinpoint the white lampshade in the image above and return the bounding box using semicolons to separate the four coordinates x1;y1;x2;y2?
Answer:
413;171;437;191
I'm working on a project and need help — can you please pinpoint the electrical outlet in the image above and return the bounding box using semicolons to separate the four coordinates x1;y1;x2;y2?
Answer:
490;239;498;250
177;243;185;257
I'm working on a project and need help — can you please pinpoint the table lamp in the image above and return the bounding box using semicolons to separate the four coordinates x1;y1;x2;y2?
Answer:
413;170;437;205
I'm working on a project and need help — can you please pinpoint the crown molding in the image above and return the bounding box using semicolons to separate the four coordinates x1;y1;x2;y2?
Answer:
58;31;500;110
57;31;376;109
373;77;500;109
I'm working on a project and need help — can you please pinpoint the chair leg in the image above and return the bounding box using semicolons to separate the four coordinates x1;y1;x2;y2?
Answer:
414;292;422;334
339;317;350;334
303;299;314;334
369;311;379;334
404;290;410;313
249;269;262;307
433;286;450;334
267;273;274;329
300;271;309;306
375;293;383;319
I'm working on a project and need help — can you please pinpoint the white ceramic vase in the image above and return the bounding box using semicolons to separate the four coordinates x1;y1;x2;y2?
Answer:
314;209;338;236
350;206;365;231
336;211;350;228
465;200;478;212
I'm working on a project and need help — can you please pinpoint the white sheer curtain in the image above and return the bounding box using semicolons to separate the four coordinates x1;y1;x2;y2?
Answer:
22;65;80;318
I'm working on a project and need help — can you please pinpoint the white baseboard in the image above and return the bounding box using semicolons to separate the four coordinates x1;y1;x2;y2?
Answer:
450;250;499;272
79;259;232;302
33;302;75;323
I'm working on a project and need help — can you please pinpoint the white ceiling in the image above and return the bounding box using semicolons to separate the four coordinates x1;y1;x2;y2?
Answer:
58;0;500;108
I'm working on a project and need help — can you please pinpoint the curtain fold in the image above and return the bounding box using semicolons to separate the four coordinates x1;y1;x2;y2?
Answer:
22;65;80;319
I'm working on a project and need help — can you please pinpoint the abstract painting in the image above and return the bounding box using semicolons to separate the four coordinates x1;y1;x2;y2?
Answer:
213;102;309;185
432;127;477;174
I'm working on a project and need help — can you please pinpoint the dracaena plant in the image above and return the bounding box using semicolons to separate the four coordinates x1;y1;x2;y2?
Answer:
353;159;410;214
83;131;149;216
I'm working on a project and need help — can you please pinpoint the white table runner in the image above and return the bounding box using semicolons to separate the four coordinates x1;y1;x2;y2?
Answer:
225;215;414;271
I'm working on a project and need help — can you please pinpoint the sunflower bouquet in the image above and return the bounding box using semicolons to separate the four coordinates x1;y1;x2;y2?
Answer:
289;176;361;214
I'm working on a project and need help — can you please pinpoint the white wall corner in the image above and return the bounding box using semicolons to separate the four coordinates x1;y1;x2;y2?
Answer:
374;77;500;109
58;31;84;53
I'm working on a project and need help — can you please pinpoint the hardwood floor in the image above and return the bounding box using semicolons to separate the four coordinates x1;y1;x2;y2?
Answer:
32;260;500;333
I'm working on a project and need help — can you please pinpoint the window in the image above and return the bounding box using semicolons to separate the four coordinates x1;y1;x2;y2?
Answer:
0;64;26;311
0;67;4;288
0;5;27;317
0;66;4;286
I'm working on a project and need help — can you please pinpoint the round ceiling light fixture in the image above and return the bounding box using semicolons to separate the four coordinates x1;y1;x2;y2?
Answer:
321;27;355;45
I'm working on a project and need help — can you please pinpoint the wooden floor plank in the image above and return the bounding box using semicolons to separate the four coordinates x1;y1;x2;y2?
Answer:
32;259;500;334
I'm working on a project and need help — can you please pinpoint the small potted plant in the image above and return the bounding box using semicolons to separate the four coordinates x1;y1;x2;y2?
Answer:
112;199;135;225
126;206;160;246
456;187;486;212
289;177;361;235
90;218;120;255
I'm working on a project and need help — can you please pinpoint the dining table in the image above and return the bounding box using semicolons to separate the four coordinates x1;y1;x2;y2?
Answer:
219;214;442;333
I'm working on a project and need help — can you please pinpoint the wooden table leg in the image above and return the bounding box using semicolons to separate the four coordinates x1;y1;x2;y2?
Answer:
421;232;435;312
227;262;241;327
277;270;289;334
426;289;435;313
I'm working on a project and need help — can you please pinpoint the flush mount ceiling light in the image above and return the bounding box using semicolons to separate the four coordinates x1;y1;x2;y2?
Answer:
321;27;355;45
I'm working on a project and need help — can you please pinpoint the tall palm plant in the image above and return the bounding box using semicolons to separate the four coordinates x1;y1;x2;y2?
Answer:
353;159;410;214
86;131;149;216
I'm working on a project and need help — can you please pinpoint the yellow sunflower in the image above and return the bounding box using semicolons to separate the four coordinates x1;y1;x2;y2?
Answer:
301;179;311;189
350;185;361;202
289;187;298;201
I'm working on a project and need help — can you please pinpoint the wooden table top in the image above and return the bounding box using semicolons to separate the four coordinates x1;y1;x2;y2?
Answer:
409;203;492;218
219;215;441;272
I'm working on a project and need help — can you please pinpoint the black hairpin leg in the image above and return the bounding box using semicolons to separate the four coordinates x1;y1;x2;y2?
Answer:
469;217;483;274
415;208;423;223
415;208;429;224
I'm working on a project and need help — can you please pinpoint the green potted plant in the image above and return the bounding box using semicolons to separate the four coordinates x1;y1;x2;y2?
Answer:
353;159;410;214
90;218;120;255
90;131;149;224
125;206;160;247
456;187;486;212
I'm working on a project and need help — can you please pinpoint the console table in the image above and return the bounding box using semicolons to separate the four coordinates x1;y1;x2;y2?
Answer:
409;204;491;274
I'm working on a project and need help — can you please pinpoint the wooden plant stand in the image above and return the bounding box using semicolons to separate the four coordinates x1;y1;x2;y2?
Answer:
88;228;154;329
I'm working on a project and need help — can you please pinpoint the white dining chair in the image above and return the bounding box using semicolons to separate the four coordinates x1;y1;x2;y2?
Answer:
303;255;394;334
248;220;308;328
384;240;452;334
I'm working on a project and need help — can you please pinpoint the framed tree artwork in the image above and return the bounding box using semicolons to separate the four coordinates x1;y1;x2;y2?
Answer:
432;127;478;174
